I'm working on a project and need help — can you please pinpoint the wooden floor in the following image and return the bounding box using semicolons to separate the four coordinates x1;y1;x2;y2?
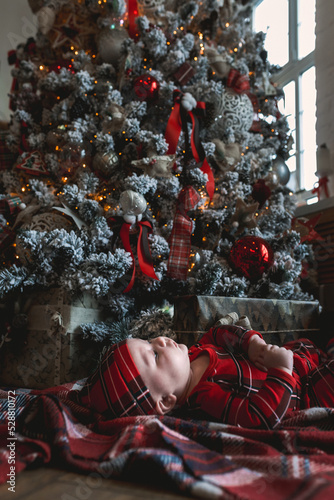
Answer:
0;467;189;499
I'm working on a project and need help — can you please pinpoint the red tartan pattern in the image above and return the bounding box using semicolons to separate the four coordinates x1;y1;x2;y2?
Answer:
167;185;201;280
71;339;156;418
186;326;334;430
1;381;334;499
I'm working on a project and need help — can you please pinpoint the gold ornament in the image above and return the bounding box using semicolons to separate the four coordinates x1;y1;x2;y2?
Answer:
92;151;119;178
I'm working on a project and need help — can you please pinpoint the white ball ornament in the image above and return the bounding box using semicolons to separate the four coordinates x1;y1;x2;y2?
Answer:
120;190;147;224
217;89;254;134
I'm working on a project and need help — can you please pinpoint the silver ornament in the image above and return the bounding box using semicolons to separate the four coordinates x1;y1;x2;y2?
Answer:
96;27;129;67
92;151;119;178
272;156;291;185
217;89;254;134
120;190;147;218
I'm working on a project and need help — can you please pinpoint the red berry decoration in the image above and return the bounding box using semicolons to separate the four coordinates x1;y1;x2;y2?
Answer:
229;236;274;281
134;74;159;101
251;179;271;208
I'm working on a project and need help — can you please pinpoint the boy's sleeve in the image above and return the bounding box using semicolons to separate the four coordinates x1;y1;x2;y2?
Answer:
198;324;262;354
188;367;296;429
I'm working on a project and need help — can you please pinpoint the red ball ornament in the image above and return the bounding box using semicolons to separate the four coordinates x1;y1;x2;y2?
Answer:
229;236;274;281
251;179;271;208
134;74;159;101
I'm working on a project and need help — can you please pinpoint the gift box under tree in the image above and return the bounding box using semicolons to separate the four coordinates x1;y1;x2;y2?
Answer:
0;288;105;389
173;295;321;347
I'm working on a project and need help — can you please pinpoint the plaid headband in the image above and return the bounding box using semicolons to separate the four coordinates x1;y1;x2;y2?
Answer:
76;339;156;418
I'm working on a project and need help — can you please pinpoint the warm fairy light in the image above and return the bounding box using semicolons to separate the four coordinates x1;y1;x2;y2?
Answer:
194;57;198;61
21;187;25;192
39;65;44;70
225;23;230;27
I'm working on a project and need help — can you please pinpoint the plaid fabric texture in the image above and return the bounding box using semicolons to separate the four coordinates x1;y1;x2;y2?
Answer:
167;185;201;280
71;340;156;418
187;326;334;430
1;382;334;499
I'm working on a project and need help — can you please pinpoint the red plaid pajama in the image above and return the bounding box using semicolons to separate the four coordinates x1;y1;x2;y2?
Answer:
186;326;334;429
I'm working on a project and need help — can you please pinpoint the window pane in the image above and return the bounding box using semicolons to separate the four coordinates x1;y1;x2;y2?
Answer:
253;0;289;67
278;80;296;160
298;0;316;59
300;66;317;191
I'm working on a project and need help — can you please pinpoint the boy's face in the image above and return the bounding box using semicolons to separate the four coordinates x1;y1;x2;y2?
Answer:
127;337;191;414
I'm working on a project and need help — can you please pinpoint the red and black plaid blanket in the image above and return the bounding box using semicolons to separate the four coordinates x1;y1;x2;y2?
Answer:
1;382;334;499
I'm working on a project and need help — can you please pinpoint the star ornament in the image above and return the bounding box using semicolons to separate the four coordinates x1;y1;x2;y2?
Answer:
50;9;96;50
292;214;324;243
230;197;259;233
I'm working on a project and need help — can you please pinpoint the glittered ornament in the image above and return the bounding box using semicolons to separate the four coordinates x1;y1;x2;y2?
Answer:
96;27;129;67
92;151;119;178
272;156;290;185
70;95;92;120
120;190;147;224
134;74;160;101
251;179;271;208
216;89;254;134
16;212;73;264
229;236;274;281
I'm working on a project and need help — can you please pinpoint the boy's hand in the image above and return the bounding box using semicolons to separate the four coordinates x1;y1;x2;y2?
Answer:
248;335;268;372
262;344;294;375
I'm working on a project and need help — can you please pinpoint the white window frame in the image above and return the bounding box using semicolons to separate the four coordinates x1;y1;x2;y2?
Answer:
251;0;316;201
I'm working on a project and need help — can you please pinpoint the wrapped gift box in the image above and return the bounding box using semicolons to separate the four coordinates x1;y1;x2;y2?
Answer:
0;288;105;389
173;295;321;347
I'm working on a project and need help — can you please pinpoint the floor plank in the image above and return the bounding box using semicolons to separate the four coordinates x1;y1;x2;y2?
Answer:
0;467;189;499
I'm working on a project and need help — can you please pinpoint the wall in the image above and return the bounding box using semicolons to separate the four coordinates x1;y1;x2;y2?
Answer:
315;0;334;197
0;0;36;122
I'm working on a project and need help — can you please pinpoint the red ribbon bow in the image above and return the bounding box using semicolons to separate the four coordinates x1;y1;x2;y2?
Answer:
167;185;201;280
165;90;215;200
119;219;159;293
227;68;251;94
312;176;329;201
227;68;259;116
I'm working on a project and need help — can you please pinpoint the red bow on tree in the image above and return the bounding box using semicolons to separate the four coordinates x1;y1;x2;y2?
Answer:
227;68;251;94
110;218;159;293
227;68;258;115
165;90;215;200
167;185;201;280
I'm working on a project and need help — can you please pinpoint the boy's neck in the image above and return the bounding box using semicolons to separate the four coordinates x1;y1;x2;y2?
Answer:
179;352;210;405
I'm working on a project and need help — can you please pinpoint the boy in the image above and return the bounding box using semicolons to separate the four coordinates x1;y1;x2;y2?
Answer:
72;324;334;429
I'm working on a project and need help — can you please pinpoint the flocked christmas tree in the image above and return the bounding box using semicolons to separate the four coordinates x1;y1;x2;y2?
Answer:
0;0;315;345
